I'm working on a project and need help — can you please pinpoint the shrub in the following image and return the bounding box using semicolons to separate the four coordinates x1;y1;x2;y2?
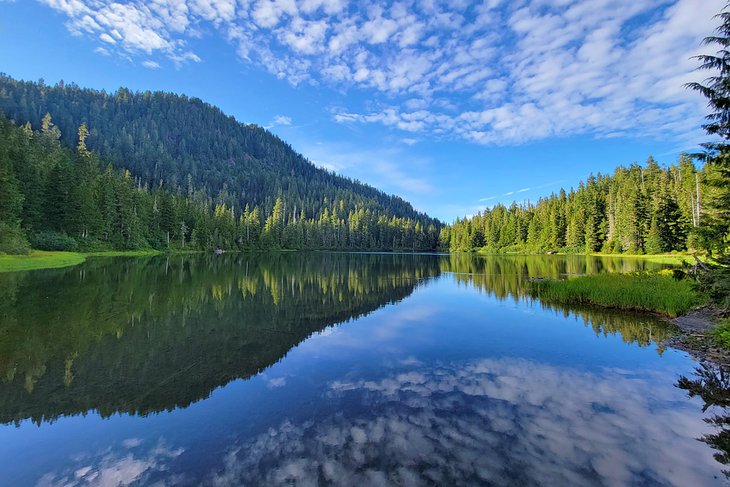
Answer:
0;223;30;255
30;231;79;251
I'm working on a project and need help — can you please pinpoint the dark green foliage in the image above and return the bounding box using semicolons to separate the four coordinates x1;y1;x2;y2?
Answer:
0;222;30;255
0;252;441;423
0;74;440;252
443;158;704;254
29;231;78;251
685;3;730;308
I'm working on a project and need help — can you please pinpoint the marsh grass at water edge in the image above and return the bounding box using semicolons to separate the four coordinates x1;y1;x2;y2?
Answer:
528;272;705;318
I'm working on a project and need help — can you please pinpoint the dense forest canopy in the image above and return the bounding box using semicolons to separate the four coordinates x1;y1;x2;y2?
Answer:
0;74;440;252
440;157;708;254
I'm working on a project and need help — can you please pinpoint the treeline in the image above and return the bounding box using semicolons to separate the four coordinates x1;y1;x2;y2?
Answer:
0;74;440;242
0;113;439;253
441;157;709;254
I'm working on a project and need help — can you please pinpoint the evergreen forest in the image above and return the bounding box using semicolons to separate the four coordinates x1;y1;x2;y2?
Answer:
0;73;727;257
440;156;716;254
0;75;440;253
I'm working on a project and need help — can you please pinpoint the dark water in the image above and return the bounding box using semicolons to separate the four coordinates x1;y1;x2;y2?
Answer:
0;253;725;486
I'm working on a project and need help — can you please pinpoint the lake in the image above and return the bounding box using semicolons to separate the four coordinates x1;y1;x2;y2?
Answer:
0;253;726;486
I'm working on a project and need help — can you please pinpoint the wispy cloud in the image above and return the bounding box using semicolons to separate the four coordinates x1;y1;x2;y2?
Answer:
272;115;292;126
301;142;435;196
39;0;717;145
478;180;567;205
141;60;160;69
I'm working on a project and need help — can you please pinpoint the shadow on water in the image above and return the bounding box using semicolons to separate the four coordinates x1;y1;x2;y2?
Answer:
0;252;676;426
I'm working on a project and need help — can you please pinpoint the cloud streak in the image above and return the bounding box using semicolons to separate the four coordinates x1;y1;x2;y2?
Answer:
38;0;717;145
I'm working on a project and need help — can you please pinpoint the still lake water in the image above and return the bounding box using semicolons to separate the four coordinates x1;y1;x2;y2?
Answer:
0;253;727;486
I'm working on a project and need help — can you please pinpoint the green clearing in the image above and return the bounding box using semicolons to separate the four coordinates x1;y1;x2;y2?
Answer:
528;272;705;318
0;250;162;273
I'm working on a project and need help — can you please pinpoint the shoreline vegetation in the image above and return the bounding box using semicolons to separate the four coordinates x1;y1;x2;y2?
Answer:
0;249;695;273
527;272;704;318
0;250;163;273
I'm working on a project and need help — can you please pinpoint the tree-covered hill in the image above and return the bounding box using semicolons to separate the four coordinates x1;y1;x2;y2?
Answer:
0;74;440;252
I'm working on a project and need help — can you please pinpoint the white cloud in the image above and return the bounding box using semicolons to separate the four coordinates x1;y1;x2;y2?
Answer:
272;114;292;126
141;60;161;69
38;0;719;146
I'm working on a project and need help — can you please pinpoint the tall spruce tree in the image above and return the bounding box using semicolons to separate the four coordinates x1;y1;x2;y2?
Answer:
686;2;730;305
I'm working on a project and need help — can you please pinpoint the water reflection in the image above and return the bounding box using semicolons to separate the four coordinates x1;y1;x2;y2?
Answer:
0;253;439;424
677;362;730;477
205;358;718;486
36;439;185;487
0;252;720;486
0;253;675;426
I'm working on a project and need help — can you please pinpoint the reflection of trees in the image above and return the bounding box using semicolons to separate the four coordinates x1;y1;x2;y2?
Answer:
547;305;676;350
442;254;677;349
677;362;730;476
0;253;440;425
442;254;669;300
0;252;677;426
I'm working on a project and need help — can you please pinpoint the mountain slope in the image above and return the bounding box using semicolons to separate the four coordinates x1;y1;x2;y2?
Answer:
0;74;440;252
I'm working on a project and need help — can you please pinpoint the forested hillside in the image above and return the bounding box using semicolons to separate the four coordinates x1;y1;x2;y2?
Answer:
441;157;714;254
0;75;440;253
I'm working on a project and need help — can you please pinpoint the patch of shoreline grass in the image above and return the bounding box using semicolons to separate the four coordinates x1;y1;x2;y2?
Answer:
588;253;692;266
528;272;705;318
0;249;165;273
0;251;87;273
711;318;730;348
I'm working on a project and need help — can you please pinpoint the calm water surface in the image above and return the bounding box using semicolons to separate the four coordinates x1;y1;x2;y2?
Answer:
0;253;726;486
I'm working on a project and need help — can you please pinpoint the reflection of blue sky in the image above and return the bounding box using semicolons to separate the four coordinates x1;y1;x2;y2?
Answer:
0;274;719;485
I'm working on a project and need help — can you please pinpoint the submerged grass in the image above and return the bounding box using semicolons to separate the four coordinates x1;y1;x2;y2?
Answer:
0;249;163;273
528;272;705;318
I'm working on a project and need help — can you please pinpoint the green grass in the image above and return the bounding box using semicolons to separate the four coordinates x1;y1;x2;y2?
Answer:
588;252;694;265
528;272;705;317
711;318;730;348
0;249;163;273
0;251;87;272
84;250;161;258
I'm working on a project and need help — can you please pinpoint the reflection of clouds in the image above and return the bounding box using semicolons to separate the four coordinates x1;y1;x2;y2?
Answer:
37;439;184;487
266;377;287;388
207;359;722;487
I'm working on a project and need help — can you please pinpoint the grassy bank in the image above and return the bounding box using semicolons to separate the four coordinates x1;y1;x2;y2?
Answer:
0;250;162;273
528;272;705;318
471;249;694;266
711;318;730;348
588;253;694;266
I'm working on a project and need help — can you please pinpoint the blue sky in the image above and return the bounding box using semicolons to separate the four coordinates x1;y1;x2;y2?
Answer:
0;0;720;222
